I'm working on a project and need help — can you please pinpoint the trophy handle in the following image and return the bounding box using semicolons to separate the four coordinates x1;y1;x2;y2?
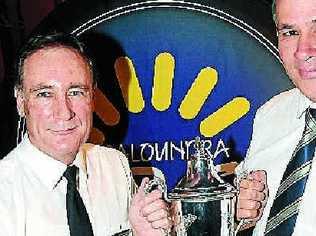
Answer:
144;176;170;202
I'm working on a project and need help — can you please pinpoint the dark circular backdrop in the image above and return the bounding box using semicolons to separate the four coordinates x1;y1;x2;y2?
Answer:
34;0;292;189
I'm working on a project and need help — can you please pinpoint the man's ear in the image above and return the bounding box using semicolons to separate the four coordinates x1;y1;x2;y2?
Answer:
91;86;96;112
15;87;25;117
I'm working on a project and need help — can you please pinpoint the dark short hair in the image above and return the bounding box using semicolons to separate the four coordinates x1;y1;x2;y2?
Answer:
15;32;97;89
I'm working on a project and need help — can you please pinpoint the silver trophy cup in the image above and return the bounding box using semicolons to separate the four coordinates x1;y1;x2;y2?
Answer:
146;137;237;236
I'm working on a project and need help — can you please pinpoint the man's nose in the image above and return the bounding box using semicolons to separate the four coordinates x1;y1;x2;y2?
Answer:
294;31;316;61
54;95;75;120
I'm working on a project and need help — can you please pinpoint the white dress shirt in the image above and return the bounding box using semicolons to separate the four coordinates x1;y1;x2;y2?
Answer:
236;88;316;236
0;136;134;236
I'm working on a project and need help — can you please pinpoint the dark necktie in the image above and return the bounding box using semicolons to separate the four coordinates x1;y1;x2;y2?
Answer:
63;165;94;236
265;108;316;235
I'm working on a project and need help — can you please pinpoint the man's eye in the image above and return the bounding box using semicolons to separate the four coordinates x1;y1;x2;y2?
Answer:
68;90;85;96
280;30;299;37
36;91;52;97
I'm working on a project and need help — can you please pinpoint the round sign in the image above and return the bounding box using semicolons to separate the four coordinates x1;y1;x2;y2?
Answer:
36;0;292;189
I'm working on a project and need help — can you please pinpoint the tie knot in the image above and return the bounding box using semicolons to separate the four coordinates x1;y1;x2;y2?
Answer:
63;165;78;186
306;108;316;128
309;108;316;119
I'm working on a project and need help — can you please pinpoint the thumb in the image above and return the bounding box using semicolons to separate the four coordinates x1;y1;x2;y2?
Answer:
140;177;150;190
250;170;267;183
135;177;150;200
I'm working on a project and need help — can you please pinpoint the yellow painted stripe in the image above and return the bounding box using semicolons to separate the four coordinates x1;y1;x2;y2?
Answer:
94;88;120;126
152;52;175;111
200;97;250;137
114;56;145;113
179;67;218;119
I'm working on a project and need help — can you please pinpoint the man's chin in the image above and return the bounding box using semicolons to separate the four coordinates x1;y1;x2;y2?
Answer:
297;86;316;103
47;147;79;163
42;138;81;160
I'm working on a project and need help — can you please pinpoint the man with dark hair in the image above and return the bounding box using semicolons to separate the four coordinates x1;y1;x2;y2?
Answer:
0;32;170;236
236;0;316;235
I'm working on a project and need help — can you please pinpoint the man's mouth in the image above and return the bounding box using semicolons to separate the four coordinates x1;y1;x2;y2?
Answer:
50;127;77;135
298;65;316;79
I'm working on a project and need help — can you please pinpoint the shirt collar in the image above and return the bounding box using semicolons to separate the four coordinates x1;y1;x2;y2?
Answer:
18;136;67;190
18;136;89;190
73;144;89;177
296;89;315;119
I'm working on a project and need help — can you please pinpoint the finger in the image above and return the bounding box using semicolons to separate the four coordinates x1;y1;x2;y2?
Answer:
239;179;265;191
237;199;261;210
151;217;171;229
142;199;168;216
239;188;265;201
146;208;169;222
143;190;163;205
237;208;259;220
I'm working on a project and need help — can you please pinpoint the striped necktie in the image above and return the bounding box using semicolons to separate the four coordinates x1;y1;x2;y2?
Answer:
265;108;316;235
64;165;94;236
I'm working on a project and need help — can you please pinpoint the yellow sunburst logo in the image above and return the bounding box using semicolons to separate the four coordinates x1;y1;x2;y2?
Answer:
90;52;250;143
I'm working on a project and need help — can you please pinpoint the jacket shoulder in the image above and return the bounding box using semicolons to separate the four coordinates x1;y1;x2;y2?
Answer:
256;88;299;121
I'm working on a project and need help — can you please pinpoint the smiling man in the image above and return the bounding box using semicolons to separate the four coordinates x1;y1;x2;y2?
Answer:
0;33;170;236
236;0;316;235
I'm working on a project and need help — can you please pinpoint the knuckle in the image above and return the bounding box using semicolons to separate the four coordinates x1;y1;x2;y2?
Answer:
162;217;169;225
252;190;260;199
244;209;258;219
162;209;168;218
239;180;249;189
159;200;166;208
255;182;264;190
151;221;160;229
249;180;263;191
258;192;265;201
250;210;259;218
142;206;150;216
239;188;250;199
141;209;147;217
243;189;254;199
251;200;261;209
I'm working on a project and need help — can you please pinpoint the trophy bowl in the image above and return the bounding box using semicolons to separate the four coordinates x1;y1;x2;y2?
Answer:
168;182;236;236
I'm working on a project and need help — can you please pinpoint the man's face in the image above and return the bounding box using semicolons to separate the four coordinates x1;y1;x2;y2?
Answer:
17;46;94;164
276;0;316;101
